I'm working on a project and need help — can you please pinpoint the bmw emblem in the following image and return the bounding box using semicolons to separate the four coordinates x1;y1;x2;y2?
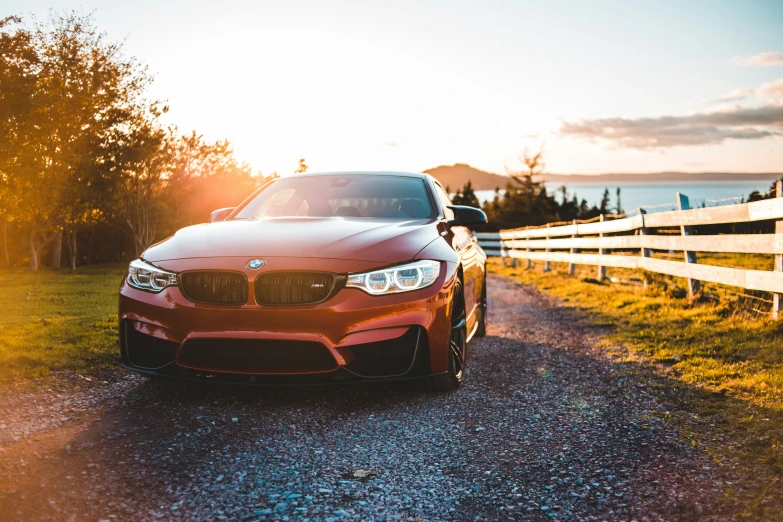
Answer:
246;259;265;270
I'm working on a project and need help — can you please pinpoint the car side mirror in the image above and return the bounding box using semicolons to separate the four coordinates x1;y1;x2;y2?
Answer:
446;205;488;227
209;207;236;223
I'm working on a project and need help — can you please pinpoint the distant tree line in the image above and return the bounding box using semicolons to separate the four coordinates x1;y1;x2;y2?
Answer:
0;12;271;270
451;151;624;232
450;151;783;233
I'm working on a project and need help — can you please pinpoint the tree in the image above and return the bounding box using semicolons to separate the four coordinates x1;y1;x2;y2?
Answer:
295;157;308;174
479;148;607;230
0;16;38;268
31;11;150;270
110;112;173;258
508;149;544;211
167;131;259;229
615;187;623;215
488;148;558;228
0;12;272;268
0;12;154;270
769;177;783;198
452;180;480;208
599;188;611;215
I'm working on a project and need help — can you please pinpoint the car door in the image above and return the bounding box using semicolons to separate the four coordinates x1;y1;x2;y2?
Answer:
433;182;483;333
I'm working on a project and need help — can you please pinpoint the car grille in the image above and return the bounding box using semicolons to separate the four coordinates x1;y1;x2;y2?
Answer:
177;338;337;374
255;272;333;305
180;271;248;305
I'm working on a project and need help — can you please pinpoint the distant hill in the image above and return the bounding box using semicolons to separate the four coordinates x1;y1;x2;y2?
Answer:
424;164;782;190
424;164;509;191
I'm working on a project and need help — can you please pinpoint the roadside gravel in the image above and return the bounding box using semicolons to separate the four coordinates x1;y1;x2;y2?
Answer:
0;274;739;521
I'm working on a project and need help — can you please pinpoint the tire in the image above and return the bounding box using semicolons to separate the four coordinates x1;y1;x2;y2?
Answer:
424;280;467;392
475;268;488;338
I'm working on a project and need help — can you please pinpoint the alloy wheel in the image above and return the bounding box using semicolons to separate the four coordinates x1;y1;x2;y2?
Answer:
450;281;467;381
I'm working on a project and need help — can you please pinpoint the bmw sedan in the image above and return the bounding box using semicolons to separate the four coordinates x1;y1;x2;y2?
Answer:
118;171;488;390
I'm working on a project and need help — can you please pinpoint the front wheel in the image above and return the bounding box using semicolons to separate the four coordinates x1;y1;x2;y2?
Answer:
424;280;466;392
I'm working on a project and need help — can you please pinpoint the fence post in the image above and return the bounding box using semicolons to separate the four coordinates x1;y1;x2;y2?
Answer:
774;181;782;319
638;208;650;288
568;219;577;276
597;214;606;281
501;235;516;268
544;223;551;273
525;226;531;270
676;193;700;300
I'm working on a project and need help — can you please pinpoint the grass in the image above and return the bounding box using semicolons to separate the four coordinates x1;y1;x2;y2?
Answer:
489;257;783;516
490;258;783;407
0;264;126;383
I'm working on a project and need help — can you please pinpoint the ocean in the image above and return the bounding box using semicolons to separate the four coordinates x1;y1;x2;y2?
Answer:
472;181;778;212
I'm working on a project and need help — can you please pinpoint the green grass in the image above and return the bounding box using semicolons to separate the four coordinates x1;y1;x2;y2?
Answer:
0;264;126;383
490;258;783;516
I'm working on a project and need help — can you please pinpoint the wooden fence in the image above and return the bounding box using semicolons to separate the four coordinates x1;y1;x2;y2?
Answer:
475;182;783;319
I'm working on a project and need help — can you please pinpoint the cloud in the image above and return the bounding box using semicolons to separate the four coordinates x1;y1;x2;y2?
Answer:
714;88;756;103
561;52;783;149
731;52;783;66
559;104;783;149
708;77;783;104
758;78;783;99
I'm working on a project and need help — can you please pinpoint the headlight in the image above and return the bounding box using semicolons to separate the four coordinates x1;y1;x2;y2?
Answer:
346;260;441;295
127;259;177;293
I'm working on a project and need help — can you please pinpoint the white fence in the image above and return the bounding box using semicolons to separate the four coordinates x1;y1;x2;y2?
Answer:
476;182;783;319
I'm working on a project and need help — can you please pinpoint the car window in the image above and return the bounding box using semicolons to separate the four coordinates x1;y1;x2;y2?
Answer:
234;175;436;220
434;183;454;220
254;188;296;217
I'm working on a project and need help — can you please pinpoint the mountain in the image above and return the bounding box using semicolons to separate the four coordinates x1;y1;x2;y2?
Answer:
423;164;509;191
424;164;782;190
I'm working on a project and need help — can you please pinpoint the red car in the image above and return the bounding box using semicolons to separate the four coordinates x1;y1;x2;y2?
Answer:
118;172;488;390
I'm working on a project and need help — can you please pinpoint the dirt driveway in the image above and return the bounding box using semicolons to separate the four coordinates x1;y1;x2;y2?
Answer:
0;275;741;521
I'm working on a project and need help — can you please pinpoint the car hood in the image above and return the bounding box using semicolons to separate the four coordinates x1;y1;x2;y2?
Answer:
142;217;443;264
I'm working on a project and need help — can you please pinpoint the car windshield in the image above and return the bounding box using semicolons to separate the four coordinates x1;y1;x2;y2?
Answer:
233;175;435;220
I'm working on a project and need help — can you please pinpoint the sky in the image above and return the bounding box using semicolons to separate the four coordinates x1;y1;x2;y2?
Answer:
6;0;783;175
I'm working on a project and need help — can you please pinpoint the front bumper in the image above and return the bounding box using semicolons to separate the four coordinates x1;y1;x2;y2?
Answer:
118;256;458;384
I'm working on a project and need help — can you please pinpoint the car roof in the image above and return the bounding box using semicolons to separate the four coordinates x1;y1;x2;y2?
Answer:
278;171;432;181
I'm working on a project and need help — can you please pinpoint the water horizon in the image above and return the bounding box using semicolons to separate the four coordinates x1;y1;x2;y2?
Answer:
469;180;777;213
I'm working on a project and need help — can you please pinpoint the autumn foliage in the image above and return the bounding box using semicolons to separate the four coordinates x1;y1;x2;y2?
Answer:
0;12;267;270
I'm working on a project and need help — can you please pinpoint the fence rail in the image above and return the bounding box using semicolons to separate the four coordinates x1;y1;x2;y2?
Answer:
475;183;783;319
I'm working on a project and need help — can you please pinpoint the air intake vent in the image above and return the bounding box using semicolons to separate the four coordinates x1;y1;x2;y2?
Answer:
180;271;248;305
178;338;337;374
255;272;333;305
122;321;179;370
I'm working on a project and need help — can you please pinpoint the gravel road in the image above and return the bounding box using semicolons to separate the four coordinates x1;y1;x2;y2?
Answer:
0;274;737;521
